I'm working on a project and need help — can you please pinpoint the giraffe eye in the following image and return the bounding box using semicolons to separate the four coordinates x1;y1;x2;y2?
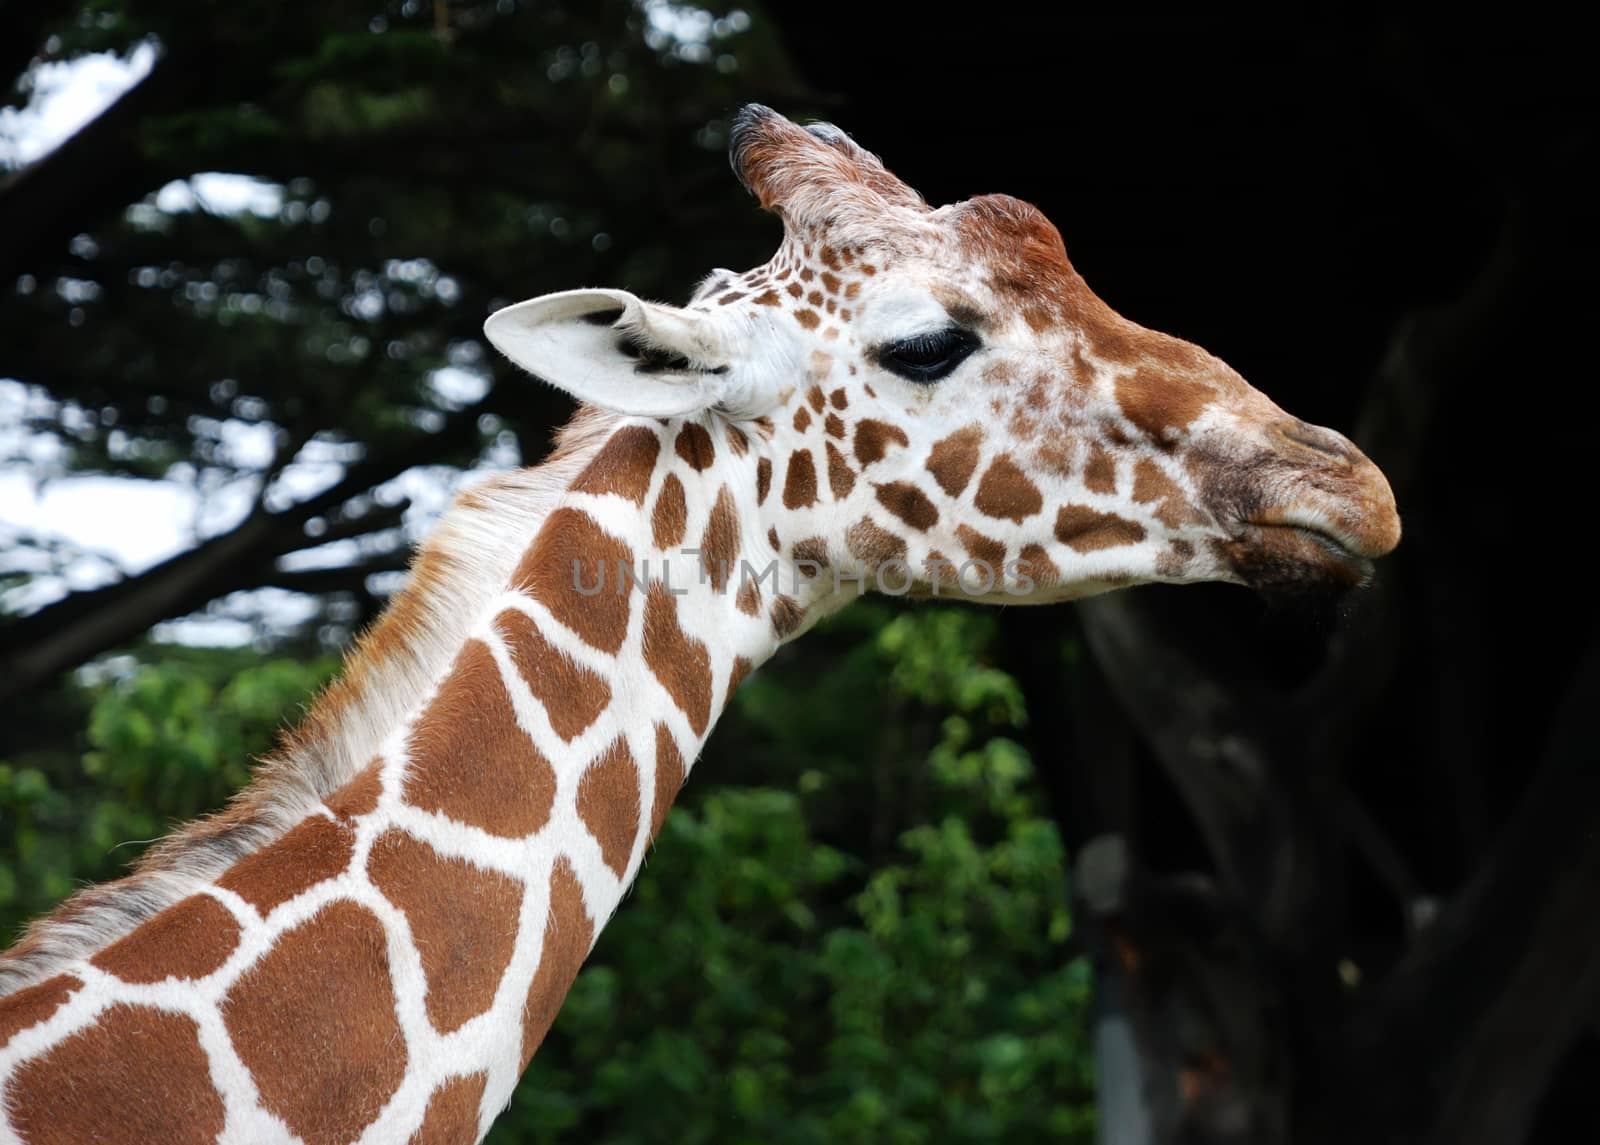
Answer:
878;328;979;383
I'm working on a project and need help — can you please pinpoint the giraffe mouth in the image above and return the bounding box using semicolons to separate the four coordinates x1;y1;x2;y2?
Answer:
1224;521;1377;594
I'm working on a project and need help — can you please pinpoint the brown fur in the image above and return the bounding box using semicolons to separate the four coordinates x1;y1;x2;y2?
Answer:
496;608;612;742
411;1072;488;1145
674;423;716;471
571;426;660;505
846;518;908;566
223;901;406;1145
783;448;819;509
874;481;940;530
973;454;1044;522
217;815;355;915
700;486;741;593
926;425;984;496
650;725;685;841
1017;543;1060;584
755;457;772;505
402;639;557;838
770;596;806;638
576;739;642;878
10;1005;225;1144
0;974;79;1050
328;759;383;819
367;830;522;1033
519;859;592;1069
90;895;240;983
653;473;688;549
516;509;633;655
643;584;714;735
826;441;857;498
1054;505;1148;552
1132;458;1198;527
1083;442;1118;493
956;525;1007;570
853;419;909;466
1117;368;1212;440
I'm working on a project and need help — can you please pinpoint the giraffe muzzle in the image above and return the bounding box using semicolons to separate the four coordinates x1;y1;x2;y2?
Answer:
1214;420;1402;594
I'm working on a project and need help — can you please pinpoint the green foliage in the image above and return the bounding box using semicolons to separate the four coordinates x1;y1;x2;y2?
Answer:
0;650;336;936
489;604;1094;1143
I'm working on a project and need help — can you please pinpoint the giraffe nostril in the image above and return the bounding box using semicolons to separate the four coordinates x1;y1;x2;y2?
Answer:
1272;419;1356;465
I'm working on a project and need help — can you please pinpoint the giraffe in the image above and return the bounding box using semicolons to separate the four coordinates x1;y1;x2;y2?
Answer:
0;105;1399;1143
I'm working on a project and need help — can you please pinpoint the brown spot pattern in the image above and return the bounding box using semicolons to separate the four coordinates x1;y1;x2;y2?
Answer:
793;536;831;572
674;423;716;470
368;830;522;1034
516;508;632;654
793;406;812;432
652;473;687;550
824;412;845;438
756;457;772;505
770;596;806;638
956;525;1007;570
700;485;740;592
571;426;659;505
1083;442;1118;493
402;639;557;838
495;608;611;742
1116;368;1212;438
411;1073;488;1145
91;895;240;984
643;583;713;736
0;973;79;1050
1054;505;1148;551
10;1005;224;1145
826;441;856;499
726;657;754;706
795;309;820;330
218;814;354;915
651;724;685;840
1016;543;1060;584
783;449;819;509
926;426;983;496
576;738;642;878
1132;458;1194;527
974;455;1044;522
224;902;406;1145
725;425;749;456
328;759;384;820
519;858;592;1068
854;419;909;466
874;482;940;530
846;518;908;565
736;578;762;616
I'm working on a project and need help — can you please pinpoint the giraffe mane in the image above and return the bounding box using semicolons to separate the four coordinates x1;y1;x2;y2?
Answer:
0;406;620;998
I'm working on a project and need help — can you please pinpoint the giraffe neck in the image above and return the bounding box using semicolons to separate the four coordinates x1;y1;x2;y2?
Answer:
0;412;807;1144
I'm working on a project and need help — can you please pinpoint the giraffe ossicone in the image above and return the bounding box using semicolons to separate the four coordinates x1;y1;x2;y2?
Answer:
0;105;1399;1143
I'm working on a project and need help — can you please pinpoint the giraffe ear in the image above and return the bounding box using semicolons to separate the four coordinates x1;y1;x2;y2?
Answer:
484;289;735;417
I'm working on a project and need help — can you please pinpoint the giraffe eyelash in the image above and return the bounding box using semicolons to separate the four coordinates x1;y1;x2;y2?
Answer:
875;327;980;384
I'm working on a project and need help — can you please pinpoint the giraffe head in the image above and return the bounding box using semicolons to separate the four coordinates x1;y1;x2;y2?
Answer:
487;105;1399;615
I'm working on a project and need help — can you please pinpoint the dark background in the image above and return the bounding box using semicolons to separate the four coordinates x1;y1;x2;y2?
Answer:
1;4;1594;1142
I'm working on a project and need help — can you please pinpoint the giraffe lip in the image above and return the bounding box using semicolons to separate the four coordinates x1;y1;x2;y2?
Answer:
1230;521;1376;592
1287;526;1373;576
